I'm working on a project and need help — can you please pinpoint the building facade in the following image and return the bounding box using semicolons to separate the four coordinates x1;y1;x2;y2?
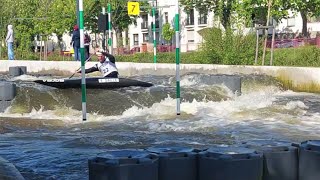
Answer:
59;1;320;54
127;0;214;52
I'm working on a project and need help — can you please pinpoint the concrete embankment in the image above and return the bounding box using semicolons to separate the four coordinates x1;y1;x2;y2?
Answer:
1;60;319;92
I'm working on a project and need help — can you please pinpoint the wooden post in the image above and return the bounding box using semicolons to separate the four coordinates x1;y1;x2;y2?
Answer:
262;0;272;66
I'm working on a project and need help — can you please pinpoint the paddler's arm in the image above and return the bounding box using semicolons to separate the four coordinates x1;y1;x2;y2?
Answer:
101;52;116;63
77;64;99;74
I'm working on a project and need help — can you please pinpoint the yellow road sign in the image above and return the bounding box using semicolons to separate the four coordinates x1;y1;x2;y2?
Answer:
127;2;140;15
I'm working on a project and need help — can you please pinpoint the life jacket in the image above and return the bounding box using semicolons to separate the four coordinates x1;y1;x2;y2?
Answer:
95;58;118;77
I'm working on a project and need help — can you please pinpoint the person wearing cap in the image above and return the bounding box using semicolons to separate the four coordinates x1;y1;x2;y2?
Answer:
70;25;80;61
77;50;118;78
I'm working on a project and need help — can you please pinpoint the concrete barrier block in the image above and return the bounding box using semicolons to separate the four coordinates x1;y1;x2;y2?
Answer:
147;146;197;180
17;66;27;75
299;140;320;180
202;74;242;95
198;146;263;180
0;157;24;180
0;82;16;101
0;101;12;113
9;66;27;77
88;149;158;180
243;140;298;180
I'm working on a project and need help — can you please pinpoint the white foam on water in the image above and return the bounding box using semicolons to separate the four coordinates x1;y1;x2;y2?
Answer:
1;85;320;140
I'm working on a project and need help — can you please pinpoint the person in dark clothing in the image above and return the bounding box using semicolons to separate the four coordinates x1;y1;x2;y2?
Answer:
84;32;91;59
78;49;118;78
70;25;80;61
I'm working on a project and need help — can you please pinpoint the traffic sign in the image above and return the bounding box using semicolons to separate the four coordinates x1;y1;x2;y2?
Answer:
127;2;140;15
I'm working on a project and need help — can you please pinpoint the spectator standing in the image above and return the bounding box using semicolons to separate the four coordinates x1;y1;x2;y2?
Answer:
84;32;91;59
5;24;14;60
70;25;80;61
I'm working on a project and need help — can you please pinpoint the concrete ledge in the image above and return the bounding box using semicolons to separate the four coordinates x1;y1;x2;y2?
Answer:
1;60;320;92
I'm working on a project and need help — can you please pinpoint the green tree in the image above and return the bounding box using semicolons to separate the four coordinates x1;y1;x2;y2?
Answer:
236;0;290;27
162;23;175;45
91;0;150;52
180;0;237;29
289;0;320;37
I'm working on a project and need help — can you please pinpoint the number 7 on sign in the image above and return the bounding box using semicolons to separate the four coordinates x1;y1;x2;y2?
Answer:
127;2;140;15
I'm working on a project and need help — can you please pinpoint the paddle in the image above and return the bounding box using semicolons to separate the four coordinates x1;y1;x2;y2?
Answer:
69;54;94;79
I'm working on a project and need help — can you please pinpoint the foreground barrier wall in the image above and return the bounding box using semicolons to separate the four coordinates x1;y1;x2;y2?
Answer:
89;140;320;180
243;140;298;180
0;61;319;90
0;157;24;180
146;147;197;180
299;140;320;180
88;150;158;180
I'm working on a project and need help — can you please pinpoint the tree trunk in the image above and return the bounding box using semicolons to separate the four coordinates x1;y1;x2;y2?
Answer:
221;0;233;30
300;11;308;37
115;29;123;55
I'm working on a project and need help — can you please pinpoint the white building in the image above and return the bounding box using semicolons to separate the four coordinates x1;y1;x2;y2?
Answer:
127;0;214;52
57;1;320;53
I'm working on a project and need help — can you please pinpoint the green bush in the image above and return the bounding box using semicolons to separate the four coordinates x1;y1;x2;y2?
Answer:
266;46;320;67
199;28;259;65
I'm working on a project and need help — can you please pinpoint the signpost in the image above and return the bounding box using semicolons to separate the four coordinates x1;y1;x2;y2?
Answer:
127;0;157;70
127;2;140;15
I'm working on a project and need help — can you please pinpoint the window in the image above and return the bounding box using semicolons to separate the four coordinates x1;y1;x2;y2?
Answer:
156;32;160;42
165;12;169;23
151;12;160;29
133;34;139;45
141;14;148;29
186;9;194;25
187;30;194;42
143;33;149;42
198;12;208;25
155;12;160;28
287;17;295;27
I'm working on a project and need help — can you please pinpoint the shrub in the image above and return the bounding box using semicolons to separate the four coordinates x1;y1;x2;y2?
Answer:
199;28;259;65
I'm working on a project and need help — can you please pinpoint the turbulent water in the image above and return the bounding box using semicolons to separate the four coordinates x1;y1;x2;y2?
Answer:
0;73;320;179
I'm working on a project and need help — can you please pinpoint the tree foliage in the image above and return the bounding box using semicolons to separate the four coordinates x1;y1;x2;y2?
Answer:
289;0;320;36
162;23;175;44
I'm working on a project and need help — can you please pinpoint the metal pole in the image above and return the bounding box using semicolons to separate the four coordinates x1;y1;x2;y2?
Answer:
255;29;259;64
175;0;180;115
102;7;106;51
270;26;275;66
76;0;80;26
152;0;157;70
79;0;87;121
108;3;112;54
0;17;2;59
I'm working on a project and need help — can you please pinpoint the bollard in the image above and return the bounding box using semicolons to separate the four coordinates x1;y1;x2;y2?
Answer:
146;146;198;180
243;140;298;180
0;81;16;113
88;149;158;180
9;66;27;77
198;146;263;180
299;140;320;180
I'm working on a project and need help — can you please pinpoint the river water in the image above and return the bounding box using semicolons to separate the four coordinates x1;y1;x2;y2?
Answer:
0;73;320;179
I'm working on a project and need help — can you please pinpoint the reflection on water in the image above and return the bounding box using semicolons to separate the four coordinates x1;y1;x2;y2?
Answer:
0;73;320;179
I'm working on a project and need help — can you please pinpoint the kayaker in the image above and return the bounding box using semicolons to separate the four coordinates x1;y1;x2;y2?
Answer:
78;49;118;78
